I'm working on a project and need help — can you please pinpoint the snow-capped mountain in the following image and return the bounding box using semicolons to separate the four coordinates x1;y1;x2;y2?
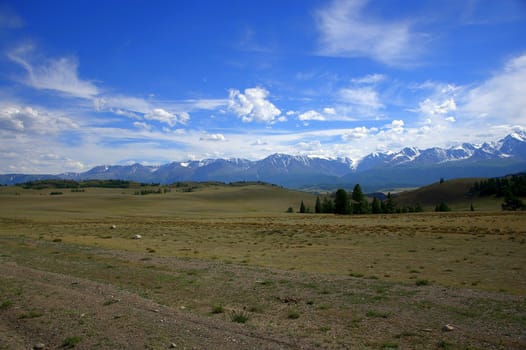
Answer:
2;132;526;190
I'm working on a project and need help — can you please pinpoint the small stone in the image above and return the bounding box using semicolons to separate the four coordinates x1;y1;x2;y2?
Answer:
442;324;454;332
33;343;45;350
169;343;177;348
132;234;142;240
110;225;117;229
180;305;186;310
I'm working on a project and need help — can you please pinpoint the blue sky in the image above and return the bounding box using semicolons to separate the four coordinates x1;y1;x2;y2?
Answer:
0;0;525;173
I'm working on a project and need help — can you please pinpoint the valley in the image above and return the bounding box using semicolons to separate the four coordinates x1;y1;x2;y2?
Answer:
0;183;524;349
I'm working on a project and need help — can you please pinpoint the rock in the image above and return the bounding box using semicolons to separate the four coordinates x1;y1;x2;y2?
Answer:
169;343;177;348
442;324;454;332
110;225;117;229
33;343;45;350
132;234;142;240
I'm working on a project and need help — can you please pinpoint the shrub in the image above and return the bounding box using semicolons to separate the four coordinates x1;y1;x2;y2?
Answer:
211;304;224;314
287;310;300;319
62;336;82;348
366;310;389;318
415;279;431;286
230;310;249;323
0;300;13;309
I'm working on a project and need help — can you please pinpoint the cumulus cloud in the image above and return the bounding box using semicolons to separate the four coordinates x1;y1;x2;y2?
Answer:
315;0;424;65
296;140;323;151
298;110;326;121
0;104;78;134
144;108;189;127
418;98;457;116
323;107;336;115
7;44;99;99
390;119;405;133
228;87;281;123
341;126;377;141
200;133;226;142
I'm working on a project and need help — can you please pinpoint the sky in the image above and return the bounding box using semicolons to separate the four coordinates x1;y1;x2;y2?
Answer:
0;0;525;173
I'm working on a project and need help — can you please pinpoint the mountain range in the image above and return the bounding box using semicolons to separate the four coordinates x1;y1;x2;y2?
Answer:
2;132;526;191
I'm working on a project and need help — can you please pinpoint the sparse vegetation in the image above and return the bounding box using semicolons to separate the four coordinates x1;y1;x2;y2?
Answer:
230;310;250;323
415;279;431;286
211;304;224;314
287;309;300;319
0;300;13;309
61;336;82;348
0;182;524;349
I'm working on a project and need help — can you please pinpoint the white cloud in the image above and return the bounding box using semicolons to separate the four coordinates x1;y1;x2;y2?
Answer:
390;119;405;133
418;98;457;116
0;104;78;134
351;73;386;84
342;126;372;140
315;0;424;65
339;87;383;110
94;95;151;114
133;121;152;130
228;87;281;123
144;108;189;127
298;110;325;121
296;140;322;151
462;53;526;123
445;116;456;123
323;107;336;115
200;133;226;142
111;108;142;120
252;139;267;146
7;44;99;99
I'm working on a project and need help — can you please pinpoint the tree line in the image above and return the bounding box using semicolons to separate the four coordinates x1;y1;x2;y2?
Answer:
470;174;526;211
295;184;423;215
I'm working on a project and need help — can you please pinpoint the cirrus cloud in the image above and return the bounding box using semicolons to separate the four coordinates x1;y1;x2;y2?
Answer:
7;44;99;99
315;0;426;66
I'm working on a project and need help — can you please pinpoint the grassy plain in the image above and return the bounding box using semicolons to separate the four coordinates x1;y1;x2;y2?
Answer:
0;183;525;349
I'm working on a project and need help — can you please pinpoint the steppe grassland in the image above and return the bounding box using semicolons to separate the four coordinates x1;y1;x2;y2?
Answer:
1;185;525;294
1;184;525;348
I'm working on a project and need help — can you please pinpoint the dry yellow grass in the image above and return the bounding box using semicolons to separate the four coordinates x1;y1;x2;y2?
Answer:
1;184;525;349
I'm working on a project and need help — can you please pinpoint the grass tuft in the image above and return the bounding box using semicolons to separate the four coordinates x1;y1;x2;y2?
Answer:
211;304;224;314
415;279;431;286
62;336;82;348
230;310;250;323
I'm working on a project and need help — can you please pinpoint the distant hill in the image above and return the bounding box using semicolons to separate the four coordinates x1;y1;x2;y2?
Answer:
1;132;526;191
394;178;480;209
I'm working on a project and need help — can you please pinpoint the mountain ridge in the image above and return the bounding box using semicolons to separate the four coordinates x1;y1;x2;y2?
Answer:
2;132;526;191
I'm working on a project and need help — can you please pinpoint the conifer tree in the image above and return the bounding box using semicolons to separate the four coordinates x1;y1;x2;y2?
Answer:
315;196;322;213
300;200;306;213
371;197;382;214
334;189;350;215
